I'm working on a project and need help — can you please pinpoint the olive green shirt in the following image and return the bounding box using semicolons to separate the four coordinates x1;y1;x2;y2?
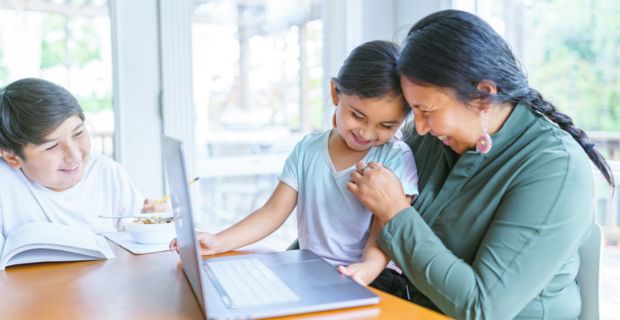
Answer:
377;104;594;319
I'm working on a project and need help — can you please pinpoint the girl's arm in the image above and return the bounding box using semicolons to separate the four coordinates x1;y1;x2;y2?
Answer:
359;216;391;282
361;196;414;275
339;195;412;286
210;181;297;254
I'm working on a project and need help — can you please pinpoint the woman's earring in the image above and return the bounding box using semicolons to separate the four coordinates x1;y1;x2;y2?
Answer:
476;110;493;154
332;111;337;128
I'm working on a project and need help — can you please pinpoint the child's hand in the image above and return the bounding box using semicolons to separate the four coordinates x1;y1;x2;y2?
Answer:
169;238;180;252
337;262;381;286
141;198;170;213
169;232;220;255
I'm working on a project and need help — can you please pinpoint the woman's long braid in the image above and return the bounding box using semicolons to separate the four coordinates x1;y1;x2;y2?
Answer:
523;88;614;186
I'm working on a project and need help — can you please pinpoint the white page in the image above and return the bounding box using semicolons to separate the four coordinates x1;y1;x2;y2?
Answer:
4;222;107;253
1;222;115;269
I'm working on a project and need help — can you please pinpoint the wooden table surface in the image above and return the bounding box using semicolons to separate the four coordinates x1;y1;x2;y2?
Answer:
0;242;450;320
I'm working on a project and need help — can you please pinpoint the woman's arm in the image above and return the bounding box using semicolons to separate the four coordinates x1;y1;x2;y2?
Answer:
349;151;593;319
375;157;593;319
212;181;298;253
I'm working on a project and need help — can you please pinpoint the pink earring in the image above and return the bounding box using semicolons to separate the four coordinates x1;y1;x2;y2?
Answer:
476;110;493;154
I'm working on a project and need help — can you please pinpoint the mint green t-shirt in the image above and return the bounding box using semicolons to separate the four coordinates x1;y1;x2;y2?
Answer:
378;104;594;319
279;130;418;266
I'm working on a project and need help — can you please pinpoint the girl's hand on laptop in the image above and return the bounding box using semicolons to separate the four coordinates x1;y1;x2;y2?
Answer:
196;232;219;255
169;231;220;255
337;262;377;286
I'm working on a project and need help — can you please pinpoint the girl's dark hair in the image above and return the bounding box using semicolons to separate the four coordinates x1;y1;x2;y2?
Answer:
333;40;409;113
0;78;84;159
399;10;614;185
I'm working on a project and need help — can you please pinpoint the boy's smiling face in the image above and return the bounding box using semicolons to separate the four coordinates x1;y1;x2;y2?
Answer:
3;115;91;192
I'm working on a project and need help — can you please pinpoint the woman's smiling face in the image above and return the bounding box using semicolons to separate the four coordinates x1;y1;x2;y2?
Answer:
401;76;482;154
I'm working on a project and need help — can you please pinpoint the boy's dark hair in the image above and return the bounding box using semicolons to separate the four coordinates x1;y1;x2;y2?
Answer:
399;10;613;185
0;78;84;159
332;40;409;113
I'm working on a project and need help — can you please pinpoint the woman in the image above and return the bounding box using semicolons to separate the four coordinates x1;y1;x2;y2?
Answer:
347;10;613;319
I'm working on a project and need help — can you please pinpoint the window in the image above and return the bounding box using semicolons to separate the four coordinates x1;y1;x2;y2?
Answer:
0;0;113;156
191;0;322;248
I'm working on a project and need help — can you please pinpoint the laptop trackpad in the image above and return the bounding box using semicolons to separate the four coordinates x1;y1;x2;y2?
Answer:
271;260;350;288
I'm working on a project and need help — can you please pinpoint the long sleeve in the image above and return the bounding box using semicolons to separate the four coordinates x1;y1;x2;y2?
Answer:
379;105;594;319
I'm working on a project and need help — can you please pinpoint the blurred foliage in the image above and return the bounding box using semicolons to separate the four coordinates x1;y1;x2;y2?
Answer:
39;14;111;113
40;14;101;69
0;50;7;83
76;93;113;113
524;0;620;131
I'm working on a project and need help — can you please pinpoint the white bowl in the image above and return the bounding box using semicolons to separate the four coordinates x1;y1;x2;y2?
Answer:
123;214;176;245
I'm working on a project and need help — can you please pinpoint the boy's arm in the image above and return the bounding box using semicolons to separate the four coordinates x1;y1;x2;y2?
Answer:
212;181;298;253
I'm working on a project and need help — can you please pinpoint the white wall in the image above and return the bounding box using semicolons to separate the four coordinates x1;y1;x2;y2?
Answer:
109;0;163;198
159;0;196;180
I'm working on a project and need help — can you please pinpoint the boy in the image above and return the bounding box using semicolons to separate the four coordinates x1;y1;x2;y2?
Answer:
0;78;163;237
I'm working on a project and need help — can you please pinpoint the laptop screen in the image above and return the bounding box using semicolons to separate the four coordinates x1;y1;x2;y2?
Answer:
162;135;206;310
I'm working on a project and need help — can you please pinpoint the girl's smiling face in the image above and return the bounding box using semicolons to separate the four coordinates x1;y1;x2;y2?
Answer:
332;81;407;152
4;115;91;191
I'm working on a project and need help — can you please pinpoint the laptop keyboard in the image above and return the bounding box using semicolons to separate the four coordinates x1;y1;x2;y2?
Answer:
205;258;300;308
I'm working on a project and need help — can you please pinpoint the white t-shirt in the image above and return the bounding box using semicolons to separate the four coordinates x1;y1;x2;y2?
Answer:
0;153;144;238
278;130;418;266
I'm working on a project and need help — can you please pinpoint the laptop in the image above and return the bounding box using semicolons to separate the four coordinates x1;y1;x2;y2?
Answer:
162;135;379;319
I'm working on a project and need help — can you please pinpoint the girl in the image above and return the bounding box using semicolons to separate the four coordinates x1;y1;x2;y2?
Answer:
171;40;418;286
0;78;164;237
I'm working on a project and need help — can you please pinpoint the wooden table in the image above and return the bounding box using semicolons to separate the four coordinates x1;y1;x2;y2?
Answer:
0;242;450;320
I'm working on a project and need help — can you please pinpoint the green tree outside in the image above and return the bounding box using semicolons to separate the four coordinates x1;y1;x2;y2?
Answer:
40;14;112;113
523;0;620;131
0;49;8;83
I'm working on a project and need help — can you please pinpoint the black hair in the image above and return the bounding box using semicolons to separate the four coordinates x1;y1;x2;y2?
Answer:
0;78;84;159
333;40;410;114
399;10;614;185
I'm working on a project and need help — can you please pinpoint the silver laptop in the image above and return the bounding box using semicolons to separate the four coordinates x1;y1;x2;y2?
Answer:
162;135;379;319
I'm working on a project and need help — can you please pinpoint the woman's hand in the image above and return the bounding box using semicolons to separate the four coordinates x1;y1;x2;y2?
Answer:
348;162;411;225
169;231;220;255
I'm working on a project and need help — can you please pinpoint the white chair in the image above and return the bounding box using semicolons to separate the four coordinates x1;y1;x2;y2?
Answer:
576;223;603;320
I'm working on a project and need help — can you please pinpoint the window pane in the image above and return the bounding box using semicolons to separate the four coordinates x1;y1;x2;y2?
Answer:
0;0;113;156
192;0;322;249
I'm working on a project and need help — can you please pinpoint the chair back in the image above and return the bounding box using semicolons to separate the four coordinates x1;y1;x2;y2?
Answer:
576;223;603;320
